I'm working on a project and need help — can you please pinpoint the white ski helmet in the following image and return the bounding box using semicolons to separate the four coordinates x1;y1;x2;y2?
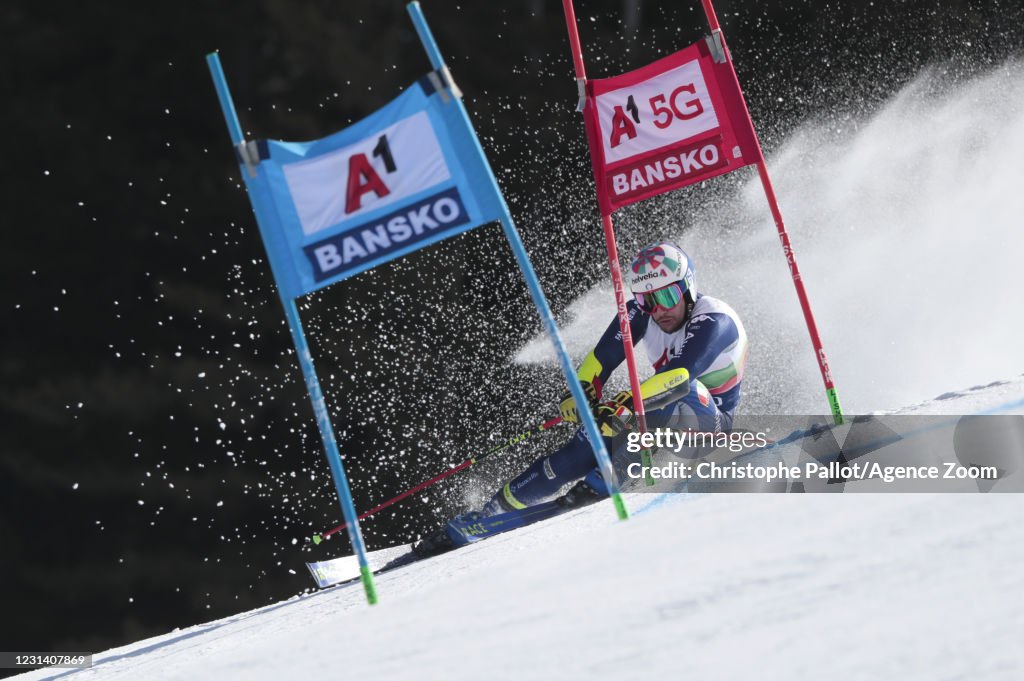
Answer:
628;242;696;308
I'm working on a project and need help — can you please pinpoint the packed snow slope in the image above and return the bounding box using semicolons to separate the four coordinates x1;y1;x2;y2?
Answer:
16;377;1024;680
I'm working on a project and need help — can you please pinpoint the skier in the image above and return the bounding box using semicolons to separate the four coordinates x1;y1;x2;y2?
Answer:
416;241;747;554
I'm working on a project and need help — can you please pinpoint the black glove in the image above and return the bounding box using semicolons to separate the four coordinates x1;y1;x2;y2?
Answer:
608;390;633;412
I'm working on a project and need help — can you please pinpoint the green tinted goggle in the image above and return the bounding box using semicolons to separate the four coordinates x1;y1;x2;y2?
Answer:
634;283;684;313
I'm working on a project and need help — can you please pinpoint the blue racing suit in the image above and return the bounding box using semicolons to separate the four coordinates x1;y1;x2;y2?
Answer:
492;293;748;510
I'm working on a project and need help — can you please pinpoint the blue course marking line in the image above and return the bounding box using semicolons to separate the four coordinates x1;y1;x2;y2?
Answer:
979;396;1024;415
632;489;701;516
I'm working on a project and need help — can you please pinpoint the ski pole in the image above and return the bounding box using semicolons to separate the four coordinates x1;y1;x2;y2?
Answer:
311;416;565;544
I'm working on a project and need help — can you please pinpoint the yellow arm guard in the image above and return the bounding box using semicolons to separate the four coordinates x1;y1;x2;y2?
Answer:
609;367;691;413
558;351;606;423
637;367;690;403
576;350;604;386
562;354;689;422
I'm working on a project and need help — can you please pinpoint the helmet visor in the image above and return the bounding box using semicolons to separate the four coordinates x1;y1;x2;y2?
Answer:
634;283;684;313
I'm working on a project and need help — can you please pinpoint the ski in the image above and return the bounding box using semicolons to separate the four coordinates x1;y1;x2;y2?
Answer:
305;542;412;588
306;497;588;588
444;500;569;548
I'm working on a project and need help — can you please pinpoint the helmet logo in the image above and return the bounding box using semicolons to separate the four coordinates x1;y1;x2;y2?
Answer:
632;246;662;274
631;246;679;276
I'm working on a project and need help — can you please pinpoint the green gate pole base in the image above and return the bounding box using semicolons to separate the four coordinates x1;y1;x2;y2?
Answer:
360;565;379;605
610;491;629;520
827;387;844;426
641;448;655;486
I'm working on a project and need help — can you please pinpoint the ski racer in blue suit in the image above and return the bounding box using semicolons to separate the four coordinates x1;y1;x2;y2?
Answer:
483;241;749;513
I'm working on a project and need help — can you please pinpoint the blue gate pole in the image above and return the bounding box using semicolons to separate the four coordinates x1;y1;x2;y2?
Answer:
406;2;628;520
206;52;379;603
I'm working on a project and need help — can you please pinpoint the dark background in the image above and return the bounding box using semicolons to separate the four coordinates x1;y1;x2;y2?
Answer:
2;0;1021;663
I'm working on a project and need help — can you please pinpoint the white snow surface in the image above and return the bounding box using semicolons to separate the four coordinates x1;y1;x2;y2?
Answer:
18;377;1024;680
888;374;1024;416
20;477;1024;679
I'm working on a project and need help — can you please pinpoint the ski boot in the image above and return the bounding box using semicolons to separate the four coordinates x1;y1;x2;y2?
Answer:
412;525;455;558
557;469;610;509
412;504;502;558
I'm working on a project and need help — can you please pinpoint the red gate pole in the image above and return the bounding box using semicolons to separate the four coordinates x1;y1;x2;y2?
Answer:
699;0;845;424
561;0;650;428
